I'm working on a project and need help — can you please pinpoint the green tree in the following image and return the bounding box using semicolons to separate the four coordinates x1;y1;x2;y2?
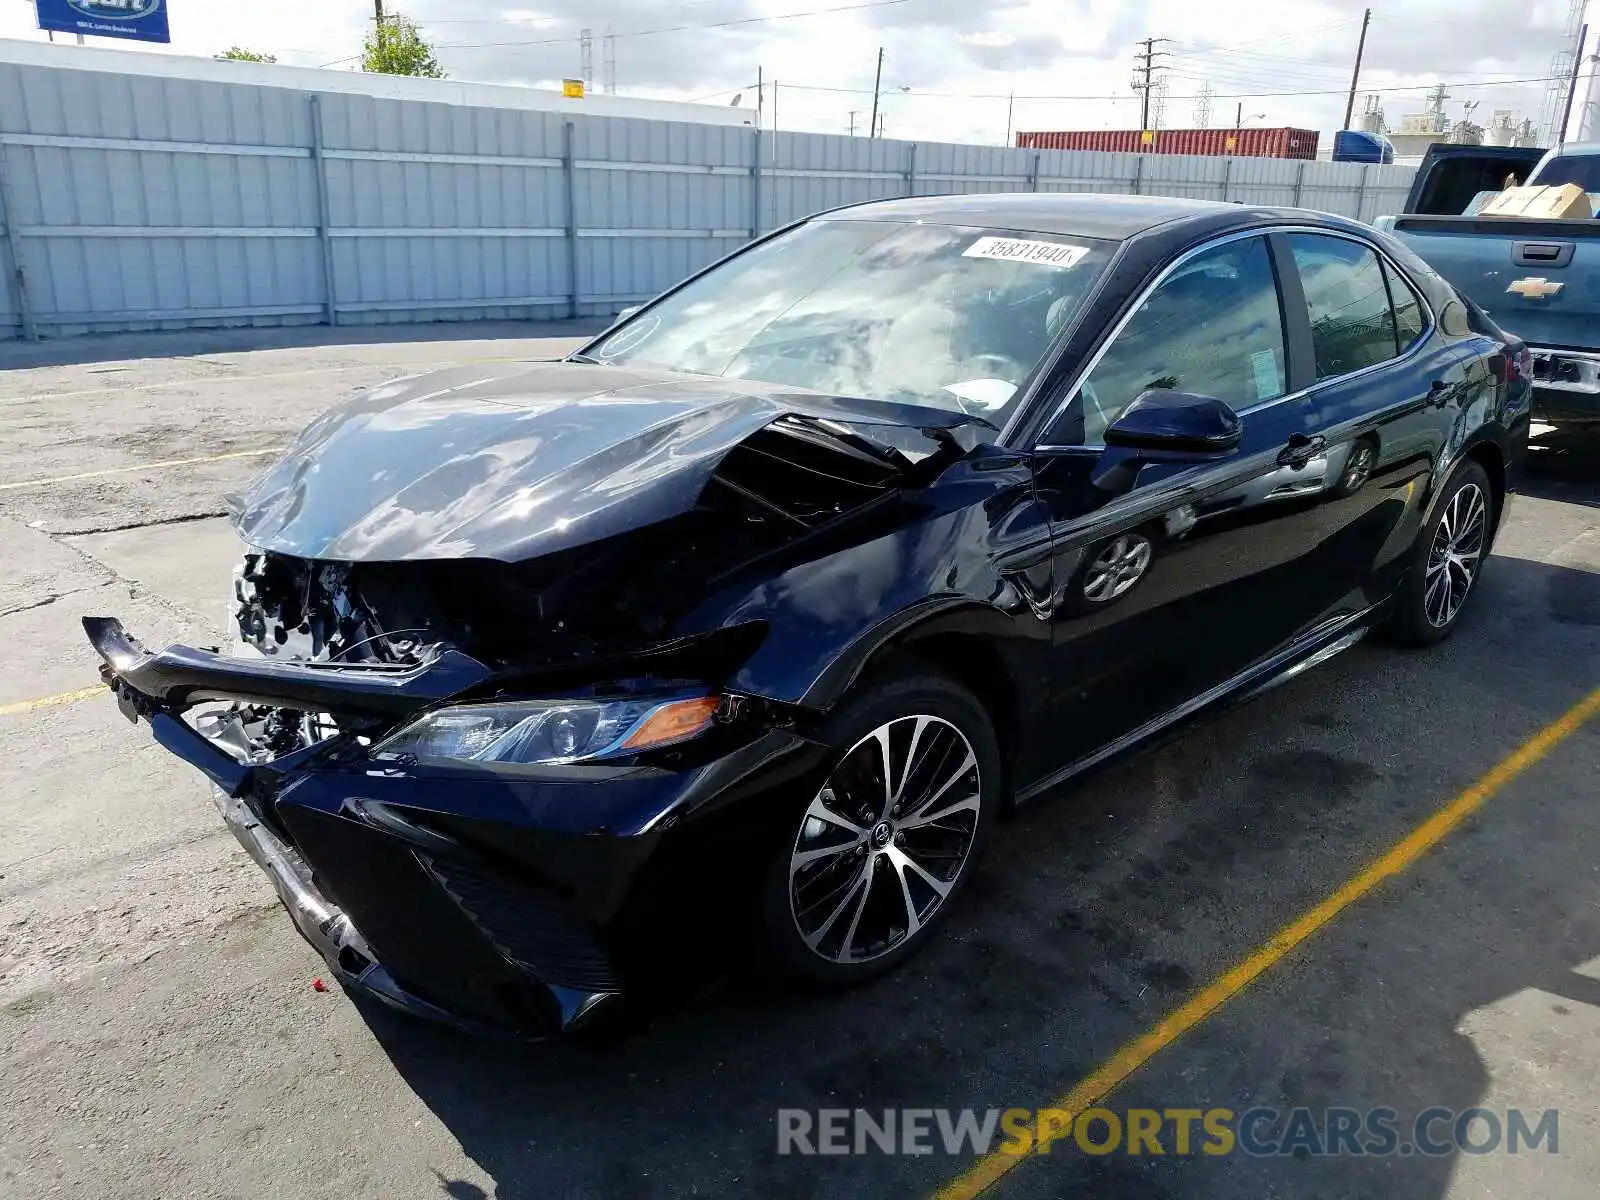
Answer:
216;47;276;63
362;14;446;79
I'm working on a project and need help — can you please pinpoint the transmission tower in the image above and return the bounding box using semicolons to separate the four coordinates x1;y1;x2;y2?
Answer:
1150;77;1171;130
1538;0;1586;142
1192;81;1214;128
580;28;594;90
602;30;616;94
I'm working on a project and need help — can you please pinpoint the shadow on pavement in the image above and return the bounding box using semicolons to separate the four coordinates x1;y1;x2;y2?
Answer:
1524;426;1600;508
0;318;611;371
357;547;1600;1199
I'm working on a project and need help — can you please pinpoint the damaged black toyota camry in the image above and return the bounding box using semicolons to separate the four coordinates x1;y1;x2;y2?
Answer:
86;193;1529;1038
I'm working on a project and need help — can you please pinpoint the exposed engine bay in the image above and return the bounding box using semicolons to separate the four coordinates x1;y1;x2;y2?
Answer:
214;415;941;762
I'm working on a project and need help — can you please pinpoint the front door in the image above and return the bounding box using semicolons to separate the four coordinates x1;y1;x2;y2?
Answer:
1028;232;1342;765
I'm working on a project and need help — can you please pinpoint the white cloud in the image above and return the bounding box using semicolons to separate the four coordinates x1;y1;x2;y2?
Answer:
0;0;1575;147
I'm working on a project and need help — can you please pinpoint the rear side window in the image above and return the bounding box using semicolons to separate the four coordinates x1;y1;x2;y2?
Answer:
1288;234;1399;379
1382;259;1427;351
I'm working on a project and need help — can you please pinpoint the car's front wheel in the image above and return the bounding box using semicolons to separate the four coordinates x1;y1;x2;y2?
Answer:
1387;459;1494;646
762;669;1000;985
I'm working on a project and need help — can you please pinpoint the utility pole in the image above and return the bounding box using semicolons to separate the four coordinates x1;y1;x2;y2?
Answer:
1559;23;1589;143
1004;92;1015;146
1235;101;1242;129
1342;7;1371;130
1131;38;1171;131
869;46;885;139
848;109;860;136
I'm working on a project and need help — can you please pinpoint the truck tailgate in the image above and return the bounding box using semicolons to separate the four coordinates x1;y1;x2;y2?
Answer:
1389;215;1600;349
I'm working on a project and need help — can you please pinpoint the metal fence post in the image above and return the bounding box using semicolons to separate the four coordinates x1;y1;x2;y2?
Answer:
308;95;338;327
563;120;579;319
0;141;37;341
1029;151;1041;191
906;142;918;196
1292;160;1307;207
751;126;762;239
1353;163;1370;220
1131;155;1144;196
1219;155;1232;203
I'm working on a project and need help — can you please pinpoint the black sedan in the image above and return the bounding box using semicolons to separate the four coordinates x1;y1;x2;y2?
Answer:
85;193;1531;1038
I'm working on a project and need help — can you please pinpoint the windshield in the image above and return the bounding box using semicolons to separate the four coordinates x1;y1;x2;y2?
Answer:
586;219;1116;422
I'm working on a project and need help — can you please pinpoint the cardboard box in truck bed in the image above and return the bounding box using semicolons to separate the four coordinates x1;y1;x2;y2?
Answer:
1478;183;1592;220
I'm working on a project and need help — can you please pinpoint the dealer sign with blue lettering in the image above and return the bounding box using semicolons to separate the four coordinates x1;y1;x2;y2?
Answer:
36;0;171;44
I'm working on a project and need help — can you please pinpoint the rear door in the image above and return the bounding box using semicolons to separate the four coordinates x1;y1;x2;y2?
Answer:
1284;230;1489;607
1028;231;1344;763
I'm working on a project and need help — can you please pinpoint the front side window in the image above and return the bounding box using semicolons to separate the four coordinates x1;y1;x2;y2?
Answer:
588;219;1116;425
1051;235;1287;445
1290;233;1400;380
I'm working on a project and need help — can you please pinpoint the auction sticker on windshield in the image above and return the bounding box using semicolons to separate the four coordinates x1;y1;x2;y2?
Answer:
962;236;1090;268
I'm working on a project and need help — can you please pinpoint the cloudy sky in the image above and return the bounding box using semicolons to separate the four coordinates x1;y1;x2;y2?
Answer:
0;1;1588;144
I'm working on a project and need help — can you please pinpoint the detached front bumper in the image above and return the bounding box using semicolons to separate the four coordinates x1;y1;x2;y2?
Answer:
206;780;611;1037
84;616;824;1040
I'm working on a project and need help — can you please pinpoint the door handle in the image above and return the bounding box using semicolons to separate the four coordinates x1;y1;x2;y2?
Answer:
1277;433;1326;467
1428;380;1449;408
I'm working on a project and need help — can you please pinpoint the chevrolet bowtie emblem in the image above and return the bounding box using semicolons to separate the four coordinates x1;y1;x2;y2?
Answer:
1506;276;1564;299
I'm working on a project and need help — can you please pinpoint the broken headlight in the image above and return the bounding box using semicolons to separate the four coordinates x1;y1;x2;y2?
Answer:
373;694;719;765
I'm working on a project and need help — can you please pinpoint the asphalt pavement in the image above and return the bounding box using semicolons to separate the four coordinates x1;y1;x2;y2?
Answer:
1;323;1597;1200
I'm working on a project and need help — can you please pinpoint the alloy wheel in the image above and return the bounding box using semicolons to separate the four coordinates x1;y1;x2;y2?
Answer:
1340;443;1374;492
788;715;982;964
1424;481;1487;628
1083;533;1153;602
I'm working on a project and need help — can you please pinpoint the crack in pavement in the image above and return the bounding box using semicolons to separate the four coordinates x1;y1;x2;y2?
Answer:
56;509;229;537
0;580;115;618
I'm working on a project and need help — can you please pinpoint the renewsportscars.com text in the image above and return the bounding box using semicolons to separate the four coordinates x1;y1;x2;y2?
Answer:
776;1106;1559;1158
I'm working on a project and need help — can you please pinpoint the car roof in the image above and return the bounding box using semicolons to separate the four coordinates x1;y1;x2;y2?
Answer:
816;192;1248;241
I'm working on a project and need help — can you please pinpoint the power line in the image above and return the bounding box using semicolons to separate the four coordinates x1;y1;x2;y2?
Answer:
772;74;1573;102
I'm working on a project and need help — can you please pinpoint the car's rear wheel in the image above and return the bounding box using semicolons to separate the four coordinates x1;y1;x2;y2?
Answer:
1387;459;1494;646
762;669;1000;985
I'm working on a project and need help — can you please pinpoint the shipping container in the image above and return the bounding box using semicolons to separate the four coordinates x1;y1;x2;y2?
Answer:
1016;127;1319;160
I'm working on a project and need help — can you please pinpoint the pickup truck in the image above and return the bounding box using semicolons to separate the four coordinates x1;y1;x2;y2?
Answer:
1376;142;1600;428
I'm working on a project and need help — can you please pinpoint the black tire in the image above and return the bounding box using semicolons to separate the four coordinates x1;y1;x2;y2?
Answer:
760;668;1001;987
1386;459;1495;647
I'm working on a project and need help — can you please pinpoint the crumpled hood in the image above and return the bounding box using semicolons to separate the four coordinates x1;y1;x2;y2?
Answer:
231;360;982;563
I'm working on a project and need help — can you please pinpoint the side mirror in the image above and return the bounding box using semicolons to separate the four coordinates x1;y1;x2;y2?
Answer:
615;304;643;323
1103;389;1242;456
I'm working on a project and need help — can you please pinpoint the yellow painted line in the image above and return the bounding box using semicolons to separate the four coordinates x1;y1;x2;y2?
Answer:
934;682;1600;1200
0;447;283;492
0;685;105;718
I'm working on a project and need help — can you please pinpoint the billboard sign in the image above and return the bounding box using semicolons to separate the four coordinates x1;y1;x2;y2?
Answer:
36;0;171;45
